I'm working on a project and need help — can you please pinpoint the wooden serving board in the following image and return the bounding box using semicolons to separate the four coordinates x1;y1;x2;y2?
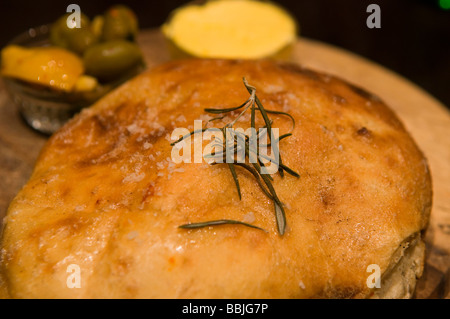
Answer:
0;29;449;298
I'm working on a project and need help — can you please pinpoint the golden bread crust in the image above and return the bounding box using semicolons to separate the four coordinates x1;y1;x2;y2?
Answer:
0;59;432;298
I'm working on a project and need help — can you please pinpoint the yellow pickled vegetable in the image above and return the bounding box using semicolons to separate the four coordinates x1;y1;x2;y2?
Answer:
73;75;98;92
162;0;297;59
1;45;84;92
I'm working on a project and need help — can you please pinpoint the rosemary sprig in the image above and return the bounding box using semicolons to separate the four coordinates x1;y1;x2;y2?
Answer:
172;78;299;235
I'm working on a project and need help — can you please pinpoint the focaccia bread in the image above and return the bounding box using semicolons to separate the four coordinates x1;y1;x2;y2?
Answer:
0;59;432;298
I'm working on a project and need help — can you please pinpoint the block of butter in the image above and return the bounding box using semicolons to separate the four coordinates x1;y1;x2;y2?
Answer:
162;0;298;60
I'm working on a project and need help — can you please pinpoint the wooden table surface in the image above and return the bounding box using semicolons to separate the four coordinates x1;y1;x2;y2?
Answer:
0;29;449;298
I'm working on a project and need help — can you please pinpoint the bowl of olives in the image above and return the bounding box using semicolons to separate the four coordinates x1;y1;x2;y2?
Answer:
0;5;145;134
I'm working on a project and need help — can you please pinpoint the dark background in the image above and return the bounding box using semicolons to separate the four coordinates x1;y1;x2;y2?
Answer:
0;0;449;108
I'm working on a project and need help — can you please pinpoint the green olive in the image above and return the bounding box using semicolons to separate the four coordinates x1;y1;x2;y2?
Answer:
66;28;98;55
83;40;143;81
50;12;97;54
101;5;139;41
50;12;90;46
91;15;105;38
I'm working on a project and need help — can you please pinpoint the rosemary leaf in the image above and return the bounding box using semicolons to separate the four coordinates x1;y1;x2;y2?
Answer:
278;133;293;140
245;142;273;181
279;163;300;178
235;163;274;200
170;128;208;146
204;100;249;114
204;116;226;128
254;96;287;177
248;147;300;178
259;133;292;147
227;163;241;200
263;109;296;131
251;99;256;131
258;164;287;235
179;219;267;232
274;202;286;235
259;170;283;206
254;96;273;140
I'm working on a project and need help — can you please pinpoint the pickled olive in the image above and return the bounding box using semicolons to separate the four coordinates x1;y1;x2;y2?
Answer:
49;21;70;49
50;12;97;54
83;40;143;81
65;28;98;55
50;13;90;47
91;15;105;38
101;5;139;41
